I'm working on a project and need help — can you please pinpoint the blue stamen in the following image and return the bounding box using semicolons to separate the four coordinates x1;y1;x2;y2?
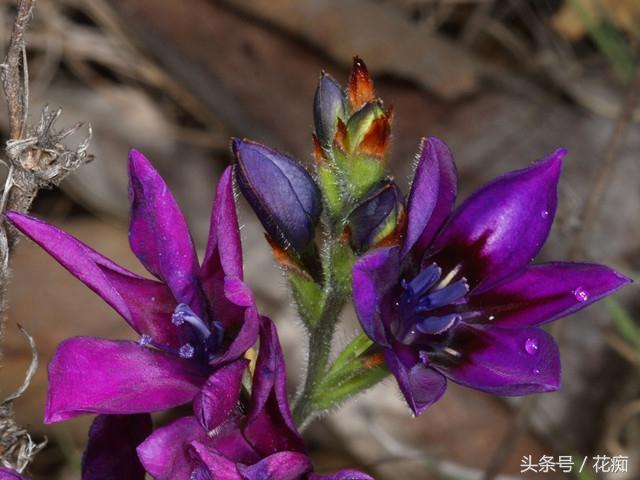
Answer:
402;263;441;298
395;265;470;344
179;343;195;359
172;304;211;340
416;278;468;310
415;314;461;335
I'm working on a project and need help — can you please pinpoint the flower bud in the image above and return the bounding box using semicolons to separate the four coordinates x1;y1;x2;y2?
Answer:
345;101;389;155
314;72;347;147
348;180;404;253
233;139;322;254
347;56;375;111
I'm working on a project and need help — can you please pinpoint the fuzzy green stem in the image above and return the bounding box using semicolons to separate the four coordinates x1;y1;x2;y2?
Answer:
292;238;349;429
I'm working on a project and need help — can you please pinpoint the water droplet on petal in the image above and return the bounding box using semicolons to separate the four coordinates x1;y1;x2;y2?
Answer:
541;210;549;219
573;287;589;302
488;315;496;321
532;368;540;375
525;337;539;355
179;343;195;359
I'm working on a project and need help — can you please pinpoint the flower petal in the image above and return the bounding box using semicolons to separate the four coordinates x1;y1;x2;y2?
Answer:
403;137;457;257
137;417;209;480
352;246;401;346
467;262;631;327
194;359;248;432
0;467;28;479
45;337;208;423
128;150;202;309
310;471;375;480
211;306;260;368
384;348;447;416
431;149;566;290
81;414;151;480
5;212;179;346
189;442;242;480
199;168;247;326
237;452;312;480
434;324;560;395
244;317;304;456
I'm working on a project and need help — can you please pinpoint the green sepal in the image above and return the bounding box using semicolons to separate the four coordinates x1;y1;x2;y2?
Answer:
344;154;385;200
289;270;324;328
317;163;343;219
330;240;356;295
312;333;389;410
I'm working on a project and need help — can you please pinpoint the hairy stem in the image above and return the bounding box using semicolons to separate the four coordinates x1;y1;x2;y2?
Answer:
292;238;348;429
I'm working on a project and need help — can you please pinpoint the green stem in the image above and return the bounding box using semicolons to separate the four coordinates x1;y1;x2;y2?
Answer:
292;239;348;429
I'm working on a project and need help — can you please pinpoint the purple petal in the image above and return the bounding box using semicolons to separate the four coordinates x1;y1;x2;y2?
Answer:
244;317;304;456
352;246;401;346
137;417;209;480
45;337;208;423
202;167;243;279
237;452;312;480
431;149;566;290
310;470;375;480
82;414;151;480
0;467;28;480
211;306;259;368
403;137;457;257
5;212;180;347
200;168;246;326
194;359;248;432
435;324;561;395
468;262;631;328
189;442;241;480
128;150;202;309
384;348;447;416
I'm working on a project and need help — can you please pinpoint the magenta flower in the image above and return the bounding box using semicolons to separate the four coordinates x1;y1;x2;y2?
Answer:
352;137;630;415
6;150;259;423
0;468;27;480
137;317;372;480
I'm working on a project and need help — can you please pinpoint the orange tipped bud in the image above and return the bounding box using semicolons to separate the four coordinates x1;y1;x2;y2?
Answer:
356;114;391;158
348;56;374;111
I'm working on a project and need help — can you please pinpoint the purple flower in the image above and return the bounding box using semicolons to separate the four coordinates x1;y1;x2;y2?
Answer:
137;317;372;480
0;468;27;480
233;139;322;255
6;150;259;423
352;137;631;415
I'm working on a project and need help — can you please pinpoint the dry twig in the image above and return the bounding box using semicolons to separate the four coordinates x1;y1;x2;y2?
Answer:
0;0;92;471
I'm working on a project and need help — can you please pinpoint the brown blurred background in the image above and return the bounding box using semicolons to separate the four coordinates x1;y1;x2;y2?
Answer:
1;0;639;478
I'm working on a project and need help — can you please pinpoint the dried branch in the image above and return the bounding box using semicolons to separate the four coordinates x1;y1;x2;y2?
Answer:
0;0;92;472
0;326;46;473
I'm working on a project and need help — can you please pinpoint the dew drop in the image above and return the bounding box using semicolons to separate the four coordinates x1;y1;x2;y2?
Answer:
179;343;195;359
524;337;539;355
573;287;589;303
532;368;540;375
541;210;549;219
488;315;496;321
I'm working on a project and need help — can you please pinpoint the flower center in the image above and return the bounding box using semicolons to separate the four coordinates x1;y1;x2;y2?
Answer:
393;262;469;343
138;303;224;364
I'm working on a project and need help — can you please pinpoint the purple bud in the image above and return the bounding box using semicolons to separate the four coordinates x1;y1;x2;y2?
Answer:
349;180;404;253
314;72;347;146
233;139;322;254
